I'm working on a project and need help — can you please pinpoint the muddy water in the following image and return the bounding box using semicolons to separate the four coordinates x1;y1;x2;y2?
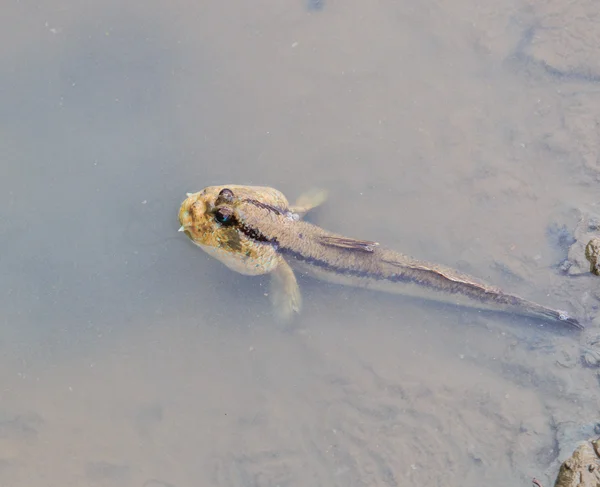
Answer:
1;0;599;485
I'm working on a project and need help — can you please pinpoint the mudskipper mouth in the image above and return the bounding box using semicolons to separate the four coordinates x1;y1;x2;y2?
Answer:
178;193;204;235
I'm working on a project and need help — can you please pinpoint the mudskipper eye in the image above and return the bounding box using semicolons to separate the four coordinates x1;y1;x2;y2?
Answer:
214;207;235;225
218;188;234;202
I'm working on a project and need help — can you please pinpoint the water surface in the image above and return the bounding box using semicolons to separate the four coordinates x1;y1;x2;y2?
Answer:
2;0;600;485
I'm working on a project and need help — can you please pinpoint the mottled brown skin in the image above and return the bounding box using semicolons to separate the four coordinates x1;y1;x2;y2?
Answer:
178;185;582;329
554;438;600;487
585;238;600;276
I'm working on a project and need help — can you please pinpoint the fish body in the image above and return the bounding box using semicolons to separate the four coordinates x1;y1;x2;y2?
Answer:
178;185;581;330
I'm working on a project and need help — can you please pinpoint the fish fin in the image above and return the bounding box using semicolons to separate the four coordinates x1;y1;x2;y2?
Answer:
382;257;494;289
290;188;328;218
382;258;584;331
538;308;583;330
270;257;302;322
319;236;379;253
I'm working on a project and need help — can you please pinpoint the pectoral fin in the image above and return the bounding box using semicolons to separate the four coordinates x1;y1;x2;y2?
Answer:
290;189;328;218
269;257;302;322
319;235;379;253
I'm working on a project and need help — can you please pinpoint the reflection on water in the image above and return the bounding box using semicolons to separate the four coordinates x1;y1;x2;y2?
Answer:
1;0;599;485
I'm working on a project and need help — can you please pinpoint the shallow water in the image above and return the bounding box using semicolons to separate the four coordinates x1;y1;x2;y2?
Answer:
1;0;600;485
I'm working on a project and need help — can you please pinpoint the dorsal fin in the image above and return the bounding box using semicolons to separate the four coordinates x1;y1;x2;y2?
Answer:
318;236;379;253
382;257;497;291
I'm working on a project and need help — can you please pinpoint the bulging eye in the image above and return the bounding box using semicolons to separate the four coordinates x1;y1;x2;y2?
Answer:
214;207;235;225
217;188;234;203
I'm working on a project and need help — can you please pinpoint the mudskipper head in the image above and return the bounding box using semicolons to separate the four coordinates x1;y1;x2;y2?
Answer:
178;185;279;275
178;186;240;246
